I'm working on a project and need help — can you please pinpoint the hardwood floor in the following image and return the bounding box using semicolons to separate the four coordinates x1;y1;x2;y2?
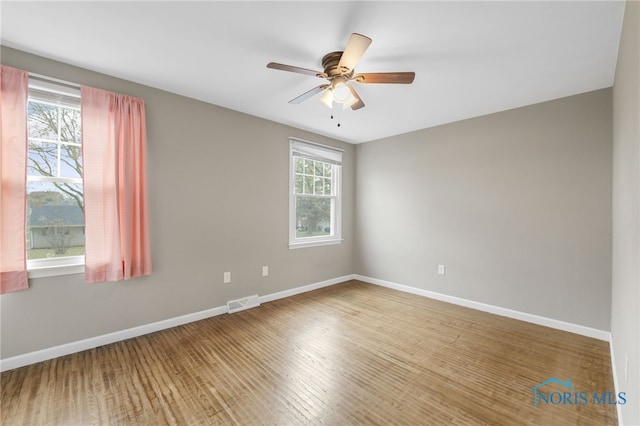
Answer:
1;280;617;425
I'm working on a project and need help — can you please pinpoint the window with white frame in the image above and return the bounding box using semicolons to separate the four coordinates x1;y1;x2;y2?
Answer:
289;139;342;248
26;79;84;273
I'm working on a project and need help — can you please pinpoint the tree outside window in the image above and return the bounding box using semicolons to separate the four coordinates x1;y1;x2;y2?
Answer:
27;90;84;260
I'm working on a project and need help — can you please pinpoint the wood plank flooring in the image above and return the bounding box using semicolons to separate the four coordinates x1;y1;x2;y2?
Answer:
1;280;617;425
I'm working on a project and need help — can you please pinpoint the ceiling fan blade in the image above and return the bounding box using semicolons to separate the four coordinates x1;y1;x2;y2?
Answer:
337;33;372;73
348;85;365;110
353;72;415;84
289;84;329;104
267;62;323;78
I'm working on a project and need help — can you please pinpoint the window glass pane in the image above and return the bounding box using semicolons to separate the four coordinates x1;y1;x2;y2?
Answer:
324;178;332;194
28;142;58;177
27;101;58;140
60;144;83;179
314;177;324;194
26;181;85;260
314;161;323;176
323;163;332;177
304;175;314;194
295;157;304;174
294;174;303;194
304;159;314;174
295;196;331;238
60;108;81;144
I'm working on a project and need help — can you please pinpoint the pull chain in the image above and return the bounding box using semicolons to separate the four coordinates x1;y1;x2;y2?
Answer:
329;102;342;127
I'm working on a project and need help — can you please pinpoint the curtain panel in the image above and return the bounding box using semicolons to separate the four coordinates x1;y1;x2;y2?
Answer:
0;65;29;294
81;86;151;283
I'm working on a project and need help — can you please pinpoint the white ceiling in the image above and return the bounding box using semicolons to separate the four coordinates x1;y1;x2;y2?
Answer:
0;1;625;144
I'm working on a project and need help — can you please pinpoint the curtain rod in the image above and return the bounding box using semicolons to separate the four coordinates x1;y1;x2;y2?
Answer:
28;72;81;89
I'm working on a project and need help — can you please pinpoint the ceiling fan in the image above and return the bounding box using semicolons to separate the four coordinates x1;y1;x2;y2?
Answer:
267;33;415;112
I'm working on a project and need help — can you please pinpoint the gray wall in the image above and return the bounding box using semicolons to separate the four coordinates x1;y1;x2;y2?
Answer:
611;1;640;424
355;89;613;331
0;47;355;359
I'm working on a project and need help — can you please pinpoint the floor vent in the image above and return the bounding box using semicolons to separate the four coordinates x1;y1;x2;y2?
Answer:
227;295;261;314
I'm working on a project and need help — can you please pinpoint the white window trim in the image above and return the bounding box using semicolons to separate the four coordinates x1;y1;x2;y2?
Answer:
26;78;85;278
289;138;343;249
28;257;85;279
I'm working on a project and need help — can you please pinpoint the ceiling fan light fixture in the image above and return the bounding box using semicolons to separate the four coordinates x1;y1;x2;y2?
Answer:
332;78;351;102
319;77;358;109
320;89;334;108
340;91;357;110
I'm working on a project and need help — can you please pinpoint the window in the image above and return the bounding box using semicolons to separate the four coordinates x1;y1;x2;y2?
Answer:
26;79;84;276
289;138;342;248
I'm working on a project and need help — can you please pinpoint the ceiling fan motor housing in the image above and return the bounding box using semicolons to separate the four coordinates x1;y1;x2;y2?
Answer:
322;51;354;78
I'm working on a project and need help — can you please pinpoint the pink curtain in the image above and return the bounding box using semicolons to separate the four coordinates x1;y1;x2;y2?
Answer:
0;65;29;294
81;86;151;283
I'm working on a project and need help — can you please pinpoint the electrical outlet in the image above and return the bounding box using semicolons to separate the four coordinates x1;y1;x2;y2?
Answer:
223;272;231;284
438;265;446;275
262;266;269;277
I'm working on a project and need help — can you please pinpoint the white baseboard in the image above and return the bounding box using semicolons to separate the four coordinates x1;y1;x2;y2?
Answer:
259;274;355;304
355;274;611;342
0;274;355;372
0;305;228;372
609;334;624;426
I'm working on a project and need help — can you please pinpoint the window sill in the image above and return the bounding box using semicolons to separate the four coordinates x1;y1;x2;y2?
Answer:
289;239;343;250
28;264;84;279
27;257;85;279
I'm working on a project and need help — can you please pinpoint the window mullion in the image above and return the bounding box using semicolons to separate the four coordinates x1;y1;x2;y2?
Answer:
294;193;331;199
27;175;82;184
